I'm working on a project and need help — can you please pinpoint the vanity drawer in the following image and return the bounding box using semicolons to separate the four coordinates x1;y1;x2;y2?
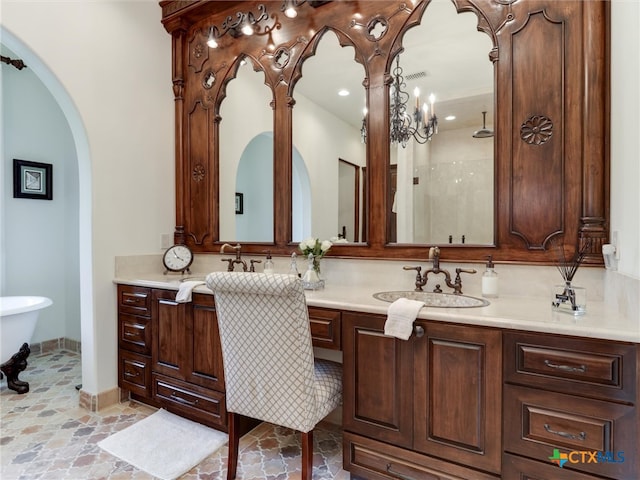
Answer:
503;453;604;480
308;307;341;350
153;373;227;430
118;350;152;398
344;432;498;480
504;384;636;479
118;285;151;317
118;313;152;354
504;332;637;403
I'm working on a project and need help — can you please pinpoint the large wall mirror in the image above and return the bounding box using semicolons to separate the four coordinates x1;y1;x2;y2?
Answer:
389;0;494;246
162;0;609;265
292;30;367;244
218;57;274;242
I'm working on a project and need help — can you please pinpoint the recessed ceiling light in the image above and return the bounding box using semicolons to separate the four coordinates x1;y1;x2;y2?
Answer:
338;89;350;97
445;115;456;121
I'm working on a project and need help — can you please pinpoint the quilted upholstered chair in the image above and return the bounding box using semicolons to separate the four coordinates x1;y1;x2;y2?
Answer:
205;272;342;480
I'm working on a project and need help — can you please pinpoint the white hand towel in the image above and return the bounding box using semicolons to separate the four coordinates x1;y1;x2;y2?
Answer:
384;297;425;340
176;281;206;303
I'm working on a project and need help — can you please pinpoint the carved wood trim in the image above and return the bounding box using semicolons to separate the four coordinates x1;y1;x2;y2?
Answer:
162;0;609;265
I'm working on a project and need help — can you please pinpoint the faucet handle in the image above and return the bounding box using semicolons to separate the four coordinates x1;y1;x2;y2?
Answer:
453;268;477;294
456;268;477;275
403;265;422;272
249;259;262;272
403;265;424;292
221;258;234;272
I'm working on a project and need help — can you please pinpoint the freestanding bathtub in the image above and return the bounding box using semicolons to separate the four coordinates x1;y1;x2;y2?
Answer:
0;296;53;393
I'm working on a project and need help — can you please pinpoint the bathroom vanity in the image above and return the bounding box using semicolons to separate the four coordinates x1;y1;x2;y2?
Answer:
117;283;341;429
115;275;639;480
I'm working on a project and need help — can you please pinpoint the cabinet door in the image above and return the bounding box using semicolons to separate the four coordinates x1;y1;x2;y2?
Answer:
151;289;189;380
187;293;225;392
413;322;502;474
342;312;413;448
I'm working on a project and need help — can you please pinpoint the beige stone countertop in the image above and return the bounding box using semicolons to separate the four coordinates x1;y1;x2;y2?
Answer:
114;273;639;344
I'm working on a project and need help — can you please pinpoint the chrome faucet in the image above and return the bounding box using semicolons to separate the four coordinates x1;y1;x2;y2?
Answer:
403;247;477;295
220;243;248;272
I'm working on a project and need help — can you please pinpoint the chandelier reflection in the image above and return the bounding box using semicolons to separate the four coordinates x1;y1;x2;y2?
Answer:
389;56;438;147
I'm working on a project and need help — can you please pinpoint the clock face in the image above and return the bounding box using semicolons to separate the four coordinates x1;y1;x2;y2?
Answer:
163;245;193;272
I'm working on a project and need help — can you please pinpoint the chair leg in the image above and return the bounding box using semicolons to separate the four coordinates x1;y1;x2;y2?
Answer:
227;412;240;480
301;430;313;480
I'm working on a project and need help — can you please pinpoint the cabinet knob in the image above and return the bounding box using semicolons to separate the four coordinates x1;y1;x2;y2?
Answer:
414;325;425;338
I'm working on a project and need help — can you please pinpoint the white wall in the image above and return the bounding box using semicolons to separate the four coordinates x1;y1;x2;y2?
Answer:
610;0;640;279
1;45;79;343
1;0;174;394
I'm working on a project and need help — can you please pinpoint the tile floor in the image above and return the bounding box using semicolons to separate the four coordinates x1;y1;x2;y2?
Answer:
1;350;350;479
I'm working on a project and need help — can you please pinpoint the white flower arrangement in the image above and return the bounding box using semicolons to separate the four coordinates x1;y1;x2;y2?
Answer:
299;237;332;258
298;237;332;274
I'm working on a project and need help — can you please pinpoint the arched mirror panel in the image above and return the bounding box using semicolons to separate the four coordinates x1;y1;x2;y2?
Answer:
218;57;274;242
291;30;367;244
388;0;495;246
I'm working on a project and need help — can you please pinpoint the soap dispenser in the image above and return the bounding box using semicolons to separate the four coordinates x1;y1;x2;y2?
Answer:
263;251;274;274
482;255;498;298
288;252;300;278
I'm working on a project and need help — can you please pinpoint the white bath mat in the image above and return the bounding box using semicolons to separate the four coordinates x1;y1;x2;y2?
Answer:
98;408;228;480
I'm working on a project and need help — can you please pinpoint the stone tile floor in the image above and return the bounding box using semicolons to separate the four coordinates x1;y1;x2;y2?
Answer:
1;350;349;479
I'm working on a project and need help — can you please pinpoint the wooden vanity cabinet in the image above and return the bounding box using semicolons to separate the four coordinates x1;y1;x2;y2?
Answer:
342;312;502;479
151;289;227;430
117;285;343;432
503;332;639;479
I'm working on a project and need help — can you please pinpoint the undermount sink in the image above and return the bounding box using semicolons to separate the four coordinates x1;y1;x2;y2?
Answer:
373;291;490;308
180;276;206;283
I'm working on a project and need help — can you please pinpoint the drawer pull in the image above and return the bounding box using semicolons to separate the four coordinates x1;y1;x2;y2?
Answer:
386;463;416;480
544;423;586;441
124;331;138;337
170;392;199;407
544;359;587;374
124;370;140;378
414;326;425;338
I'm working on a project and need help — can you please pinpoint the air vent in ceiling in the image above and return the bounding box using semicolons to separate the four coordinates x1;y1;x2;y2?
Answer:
405;71;427;81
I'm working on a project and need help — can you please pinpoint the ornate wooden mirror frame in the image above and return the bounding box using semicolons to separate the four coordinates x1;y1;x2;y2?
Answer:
160;0;609;265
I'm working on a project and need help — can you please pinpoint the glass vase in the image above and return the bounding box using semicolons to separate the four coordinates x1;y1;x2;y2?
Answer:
302;254;325;290
551;281;586;316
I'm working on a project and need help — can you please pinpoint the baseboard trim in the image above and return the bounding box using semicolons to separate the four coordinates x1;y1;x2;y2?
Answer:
29;337;81;356
79;386;120;412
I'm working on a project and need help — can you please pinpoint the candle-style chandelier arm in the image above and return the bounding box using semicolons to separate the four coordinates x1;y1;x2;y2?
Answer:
388;56;438;146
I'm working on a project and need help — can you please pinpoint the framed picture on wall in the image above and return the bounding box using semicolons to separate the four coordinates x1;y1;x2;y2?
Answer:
235;192;244;215
13;159;53;200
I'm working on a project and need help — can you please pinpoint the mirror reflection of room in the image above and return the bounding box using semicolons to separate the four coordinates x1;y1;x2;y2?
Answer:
292;31;366;244
219;57;274;243
389;0;494;246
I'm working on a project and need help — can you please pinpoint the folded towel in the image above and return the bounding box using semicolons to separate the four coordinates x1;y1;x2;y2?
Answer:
384;297;425;340
176;281;206;303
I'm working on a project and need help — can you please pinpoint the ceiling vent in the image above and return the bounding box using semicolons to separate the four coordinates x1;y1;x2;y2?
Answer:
405;71;428;81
